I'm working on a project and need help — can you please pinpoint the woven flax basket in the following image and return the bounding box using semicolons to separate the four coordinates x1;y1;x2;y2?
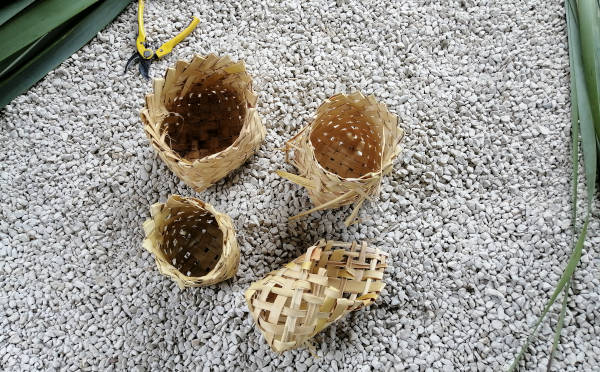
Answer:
142;195;239;289
245;240;388;352
141;54;266;192
277;92;404;226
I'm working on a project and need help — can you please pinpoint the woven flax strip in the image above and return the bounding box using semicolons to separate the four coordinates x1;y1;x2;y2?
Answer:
141;54;266;192
277;92;405;226
143;195;239;289
245;240;388;352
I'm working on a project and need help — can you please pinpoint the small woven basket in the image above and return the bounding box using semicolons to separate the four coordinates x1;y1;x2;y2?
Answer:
141;54;266;192
245;240;388;352
142;195;239;288
277;92;404;226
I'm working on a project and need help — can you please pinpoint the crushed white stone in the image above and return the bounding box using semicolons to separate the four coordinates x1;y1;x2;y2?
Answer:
1;0;599;371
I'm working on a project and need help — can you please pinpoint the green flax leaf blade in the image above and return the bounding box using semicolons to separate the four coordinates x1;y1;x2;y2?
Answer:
546;280;570;371
0;0;36;26
0;0;99;62
508;0;596;369
0;0;132;109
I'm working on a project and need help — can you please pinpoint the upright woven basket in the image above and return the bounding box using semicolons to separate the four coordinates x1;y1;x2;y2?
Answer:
277;92;404;226
141;54;266;192
142;195;239;288
245;240;388;352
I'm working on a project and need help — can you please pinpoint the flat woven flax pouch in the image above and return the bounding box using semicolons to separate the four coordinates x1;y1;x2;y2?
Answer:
141;54;266;192
142;195;239;289
245;240;388;352
277;92;405;226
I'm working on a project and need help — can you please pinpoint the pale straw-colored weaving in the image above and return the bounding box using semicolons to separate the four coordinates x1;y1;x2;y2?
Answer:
141;54;266;192
277;92;404;226
142;195;239;289
245;240;388;352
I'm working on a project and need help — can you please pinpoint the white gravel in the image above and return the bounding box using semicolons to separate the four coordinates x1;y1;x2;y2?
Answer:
1;0;599;370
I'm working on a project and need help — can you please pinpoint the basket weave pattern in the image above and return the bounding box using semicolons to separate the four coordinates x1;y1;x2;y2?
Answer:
245;240;388;352
278;92;404;226
141;54;266;192
143;195;239;288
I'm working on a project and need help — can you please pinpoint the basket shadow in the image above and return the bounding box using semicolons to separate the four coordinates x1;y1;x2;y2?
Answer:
309;310;371;354
208;148;265;195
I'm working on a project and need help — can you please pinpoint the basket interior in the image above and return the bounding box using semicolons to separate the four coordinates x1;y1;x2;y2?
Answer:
159;205;224;277
309;104;383;178
161;80;247;161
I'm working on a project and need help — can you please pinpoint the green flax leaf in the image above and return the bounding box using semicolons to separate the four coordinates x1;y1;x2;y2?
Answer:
0;0;36;26
0;0;100;62
0;0;132;109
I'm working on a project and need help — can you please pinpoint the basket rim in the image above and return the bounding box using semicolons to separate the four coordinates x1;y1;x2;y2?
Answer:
147;104;259;168
163;108;259;165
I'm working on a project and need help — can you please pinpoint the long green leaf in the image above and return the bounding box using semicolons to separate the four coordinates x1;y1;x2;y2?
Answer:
575;0;598;204
508;218;589;371
569;0;582;230
0;37;46;79
0;39;37;78
0;0;99;62
577;0;600;137
508;0;596;369
0;0;36;26
547;280;570;371
545;1;585;366
0;0;132;109
0;15;80;80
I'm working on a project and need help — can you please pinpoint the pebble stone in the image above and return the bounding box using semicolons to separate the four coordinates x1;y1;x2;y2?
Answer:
1;0;599;371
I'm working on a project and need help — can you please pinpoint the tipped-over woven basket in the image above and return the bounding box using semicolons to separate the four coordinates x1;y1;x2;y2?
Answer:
245;240;388;352
142;195;239;288
277;92;404;226
141;54;266;192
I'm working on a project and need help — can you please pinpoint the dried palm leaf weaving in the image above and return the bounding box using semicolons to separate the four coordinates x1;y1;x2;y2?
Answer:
141;54;266;192
277;92;405;226
245;240;388;352
143;195;239;288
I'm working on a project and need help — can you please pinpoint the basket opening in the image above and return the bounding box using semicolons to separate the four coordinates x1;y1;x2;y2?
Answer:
161;82;247;161
309;105;383;178
160;206;224;277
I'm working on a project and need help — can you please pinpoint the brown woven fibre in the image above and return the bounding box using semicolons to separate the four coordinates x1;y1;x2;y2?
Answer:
277;92;405;226
143;195;239;288
141;54;266;192
310;103;383;178
245;240;388;352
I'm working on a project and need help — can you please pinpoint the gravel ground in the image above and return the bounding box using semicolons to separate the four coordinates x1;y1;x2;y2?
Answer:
1;0;599;371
